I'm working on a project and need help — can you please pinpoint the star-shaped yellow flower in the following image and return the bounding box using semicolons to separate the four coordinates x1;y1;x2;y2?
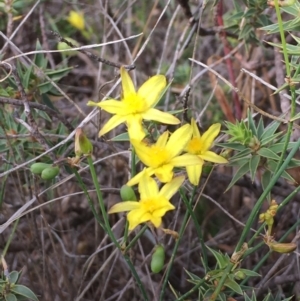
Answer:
127;124;203;186
87;67;180;141
109;175;184;230
185;118;228;185
67;11;85;31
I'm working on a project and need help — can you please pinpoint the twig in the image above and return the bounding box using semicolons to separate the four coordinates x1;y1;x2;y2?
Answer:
0;96;74;132
50;31;135;71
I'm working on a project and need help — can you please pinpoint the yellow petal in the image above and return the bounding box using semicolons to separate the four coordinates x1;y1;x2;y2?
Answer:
156;131;169;148
186;165;203;186
154;164;174;183
127;209;150;230
159;176;185;200
200;151;228;163
191;118;201;138
99;115;127;136
108;201;140;214
170;153;203;167
67;11;85;30
166;124;192;159
200;123;221;151
149;216;162;228
127;115;146;141
121;67;136;98
139;175;158;199
137;75;166;107
131;139;154;166
127;168;155;186
143;108;180;125
95;99;125;114
87;100;101;108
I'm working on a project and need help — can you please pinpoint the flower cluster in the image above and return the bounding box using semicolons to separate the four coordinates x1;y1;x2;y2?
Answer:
88;67;227;230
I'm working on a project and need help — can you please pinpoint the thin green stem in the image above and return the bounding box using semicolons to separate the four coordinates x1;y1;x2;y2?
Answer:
159;205;191;300
86;157;149;300
236;137;300;251
73;168;105;229
124;225;148;253
273;0;296;173
2;219;19;257
179;187;208;273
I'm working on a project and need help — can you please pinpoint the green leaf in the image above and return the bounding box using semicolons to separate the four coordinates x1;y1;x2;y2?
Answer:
256;117;264;139
228;150;252;162
226;161;249;191
110;132;130;142
257;148;280;160
4;294;17;301
216;143;246;151
206;246;229;269
224;276;243;295
237;268;261;278
260;120;281;142
249;155;260;181
262;170;272;201
11;285;38;301
244;291;256;301
8;272;19;285
267;160;296;183
247;110;257;136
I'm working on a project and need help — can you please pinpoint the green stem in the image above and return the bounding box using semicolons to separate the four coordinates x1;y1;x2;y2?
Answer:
124;225;148;253
179;187;208;273
273;0;296;173
2;219;19;257
86;157;149;300
73;168;105;229
159;203;191;300
236;137;300;251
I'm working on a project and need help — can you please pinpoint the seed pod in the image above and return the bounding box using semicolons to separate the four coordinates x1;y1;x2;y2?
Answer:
234;270;246;280
120;185;137;202
151;245;165;274
30;163;52;174
41;166;60;180
269;241;297;254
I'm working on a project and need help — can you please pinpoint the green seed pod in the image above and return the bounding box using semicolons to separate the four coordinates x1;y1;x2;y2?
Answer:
151;245;165;274
234;270;246;280
120;185;137;202
41;166;60;180
30;163;52;174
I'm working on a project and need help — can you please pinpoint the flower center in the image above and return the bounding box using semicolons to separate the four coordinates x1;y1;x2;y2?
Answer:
186;137;203;155
123;93;148;114
141;198;163;213
149;145;170;167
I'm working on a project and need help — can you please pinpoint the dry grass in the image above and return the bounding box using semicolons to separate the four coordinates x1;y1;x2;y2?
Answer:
0;1;299;300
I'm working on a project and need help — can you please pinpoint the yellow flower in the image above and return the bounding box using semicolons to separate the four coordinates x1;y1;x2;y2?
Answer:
87;67;180;141
127;124;202;185
185;118;228;185
109;175;184;230
67;11;85;31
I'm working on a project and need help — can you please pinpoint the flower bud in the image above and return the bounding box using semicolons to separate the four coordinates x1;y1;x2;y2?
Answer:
120;185;137;201
75;128;93;156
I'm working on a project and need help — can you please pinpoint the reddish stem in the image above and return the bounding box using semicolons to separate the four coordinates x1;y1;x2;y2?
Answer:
216;0;242;120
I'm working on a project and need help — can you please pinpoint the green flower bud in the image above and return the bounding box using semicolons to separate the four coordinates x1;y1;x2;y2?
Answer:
120;185;137;202
75;128;93;156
